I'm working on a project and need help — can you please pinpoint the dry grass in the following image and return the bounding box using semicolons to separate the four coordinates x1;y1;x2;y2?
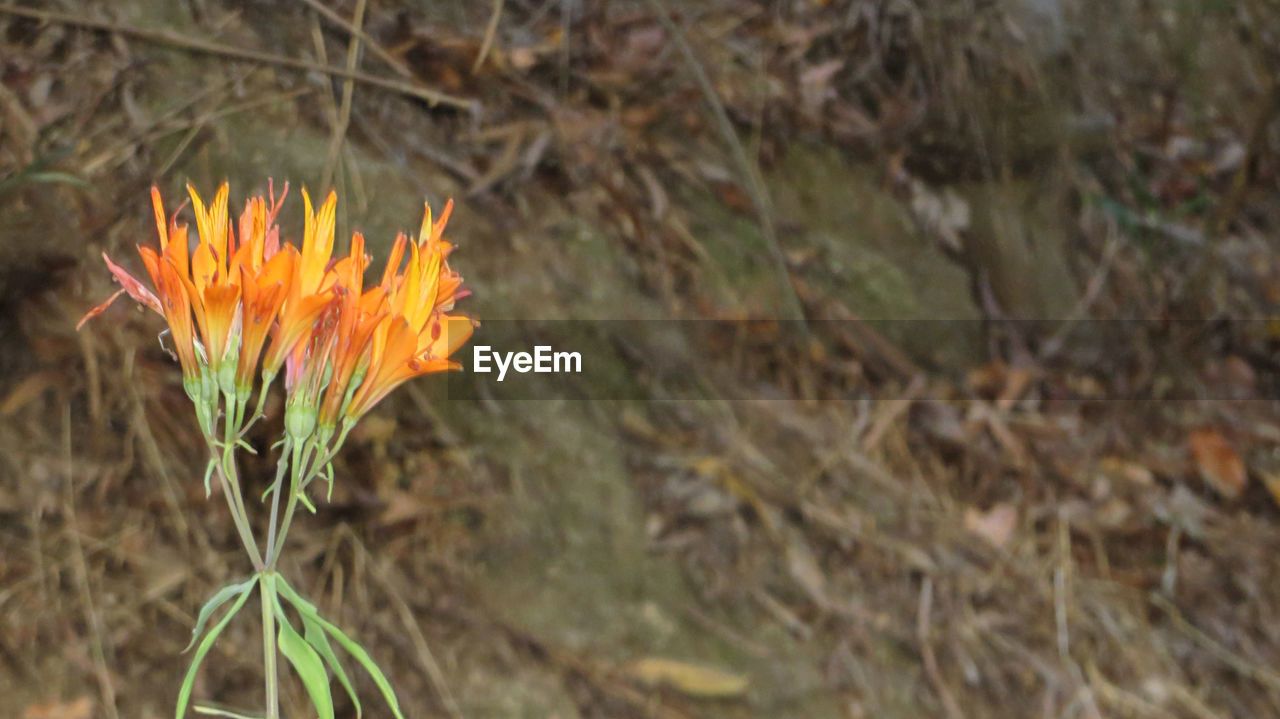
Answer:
1;0;1279;717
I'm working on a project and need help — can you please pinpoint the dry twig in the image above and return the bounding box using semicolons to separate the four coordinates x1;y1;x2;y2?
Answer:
61;407;120;719
0;3;475;111
472;0;505;74
641;0;805;322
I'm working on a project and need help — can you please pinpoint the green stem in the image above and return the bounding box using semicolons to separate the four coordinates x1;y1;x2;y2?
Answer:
219;398;263;569
261;441;291;569
268;440;310;568
239;374;275;438
268;422;357;567
201;391;263;571
207;439;263;571
260;574;280;719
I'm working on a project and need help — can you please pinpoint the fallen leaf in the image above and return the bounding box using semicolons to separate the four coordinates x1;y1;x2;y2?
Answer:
715;181;752;212
1188;428;1247;500
23;697;93;719
964;503;1018;548
908;179;970;255
799;59;843;118
1098;457;1155;485
627;658;749;698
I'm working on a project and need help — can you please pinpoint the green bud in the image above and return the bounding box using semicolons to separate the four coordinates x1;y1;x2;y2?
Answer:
315;424;335;453
338;367;366;420
183;375;202;404
195;402;214;439
284;399;317;444
185;373;217;439
218;345;239;398
200;366;218;408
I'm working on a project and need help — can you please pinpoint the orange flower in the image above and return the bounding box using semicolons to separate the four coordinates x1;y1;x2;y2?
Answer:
230;186;295;391
180;183;243;383
261;189;338;381
344;314;474;420
156;258;201;384
81;183;473;439
317;233;389;429
78;187;202;384
343;200;475;421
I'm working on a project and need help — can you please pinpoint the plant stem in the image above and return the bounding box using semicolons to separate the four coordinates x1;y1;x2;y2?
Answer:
262;441;291;569
268;440;310;568
209;392;263;570
260;575;280;719
217;470;263;571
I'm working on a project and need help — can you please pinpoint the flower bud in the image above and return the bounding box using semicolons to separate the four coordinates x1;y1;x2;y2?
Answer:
284;398;317;444
218;343;239;398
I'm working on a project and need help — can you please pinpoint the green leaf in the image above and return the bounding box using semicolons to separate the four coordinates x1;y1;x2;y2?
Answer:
271;585;335;719
275;580;361;716
301;611;362;717
22;170;90;188
185;577;257;653
203;458;217;498
274;574;360;713
176;576;258;719
276;577;403;719
192;702;261;719
275;577;318;614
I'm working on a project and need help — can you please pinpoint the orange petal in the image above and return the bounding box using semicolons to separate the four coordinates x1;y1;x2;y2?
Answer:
76;289;126;330
419;314;476;360
431;198;453;242
262;291;335;374
201;283;242;364
187;183;212;254
102;252;162;313
165;223;190;278
137;246;162;288
259;243;296;289
157;259;200;379
298;188;337;293
150;186;168;250
379;232;407;290
191;241;217;294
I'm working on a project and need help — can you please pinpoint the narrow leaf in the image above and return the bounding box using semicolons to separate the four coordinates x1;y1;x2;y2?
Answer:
274;576;318;614
176;576;258;719
203;458;217;498
272;592;335;719
24;170;91;188
301;611;362;717
277;577;403;719
316;617;404;719
626;657;749;698
192;702;262;719
185;577;257;652
274;572;358;713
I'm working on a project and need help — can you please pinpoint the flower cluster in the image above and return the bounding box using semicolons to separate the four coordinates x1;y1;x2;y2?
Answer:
80;182;474;459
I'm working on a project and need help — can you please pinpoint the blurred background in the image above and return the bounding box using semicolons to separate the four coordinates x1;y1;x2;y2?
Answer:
3;0;1280;717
